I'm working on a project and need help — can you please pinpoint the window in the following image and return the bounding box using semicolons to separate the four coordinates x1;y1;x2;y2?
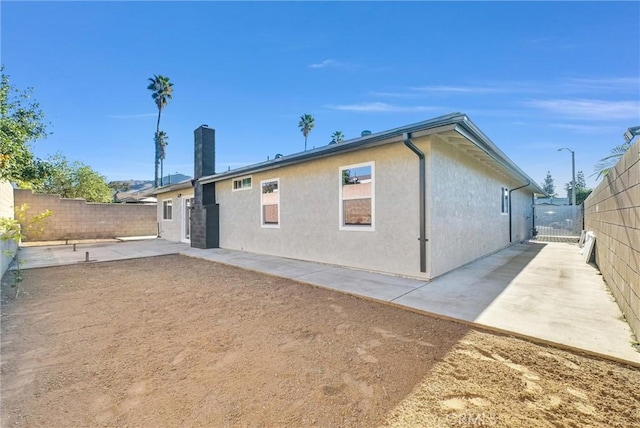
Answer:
233;176;252;191
339;162;374;230
501;187;509;214
261;179;279;227
162;199;173;220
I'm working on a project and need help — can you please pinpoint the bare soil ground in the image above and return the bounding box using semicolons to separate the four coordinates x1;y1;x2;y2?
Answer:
1;255;638;427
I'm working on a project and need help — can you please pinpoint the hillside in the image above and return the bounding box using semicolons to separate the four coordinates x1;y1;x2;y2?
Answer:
110;174;192;192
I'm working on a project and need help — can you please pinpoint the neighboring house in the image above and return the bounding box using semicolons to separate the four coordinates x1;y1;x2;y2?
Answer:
113;191;157;204
534;197;570;205
176;112;546;280
147;180;194;243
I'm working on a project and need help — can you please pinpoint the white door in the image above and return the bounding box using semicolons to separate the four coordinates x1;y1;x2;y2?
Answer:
182;196;194;243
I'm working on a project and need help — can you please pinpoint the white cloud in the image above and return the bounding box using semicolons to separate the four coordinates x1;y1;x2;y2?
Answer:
411;85;502;94
308;59;358;71
404;77;639;97
326;102;437;113
563;77;640;93
525;99;640;120
308;59;338;69
369;82;536;98
549;123;620;133
368;91;422;99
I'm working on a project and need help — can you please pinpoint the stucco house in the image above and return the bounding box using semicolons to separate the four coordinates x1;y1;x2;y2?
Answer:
150;179;194;243
155;112;545;279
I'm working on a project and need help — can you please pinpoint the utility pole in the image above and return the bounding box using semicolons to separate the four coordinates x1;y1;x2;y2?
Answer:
558;148;576;206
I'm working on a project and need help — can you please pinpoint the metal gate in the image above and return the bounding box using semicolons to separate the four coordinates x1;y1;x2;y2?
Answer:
534;205;583;242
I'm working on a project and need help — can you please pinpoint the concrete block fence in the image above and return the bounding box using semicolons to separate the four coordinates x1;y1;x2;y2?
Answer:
14;189;157;241
584;139;640;342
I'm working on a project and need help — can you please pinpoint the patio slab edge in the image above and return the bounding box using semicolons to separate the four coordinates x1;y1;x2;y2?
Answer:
180;251;640;368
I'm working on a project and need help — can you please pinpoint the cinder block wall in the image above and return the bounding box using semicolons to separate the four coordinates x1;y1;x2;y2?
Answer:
1;180;17;277
584;140;640;342
14;190;157;241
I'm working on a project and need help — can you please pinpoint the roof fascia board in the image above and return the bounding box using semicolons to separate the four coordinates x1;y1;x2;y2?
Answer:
199;122;460;185
197;112;544;195
454;121;546;194
145;180;193;196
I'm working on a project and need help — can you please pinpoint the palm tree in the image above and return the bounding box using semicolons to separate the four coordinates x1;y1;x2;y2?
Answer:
147;75;174;187
330;131;345;145
298;114;315;151
593;142;631;180
156;131;169;186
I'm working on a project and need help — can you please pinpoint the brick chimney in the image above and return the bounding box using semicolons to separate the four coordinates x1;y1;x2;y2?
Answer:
191;125;219;249
194;125;215;179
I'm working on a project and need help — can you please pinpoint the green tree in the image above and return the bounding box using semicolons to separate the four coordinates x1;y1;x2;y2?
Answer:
593;142;632;180
35;154;112;202
541;171;556;196
156;131;169;186
298;114;315;151
1;204;52;297
147;75;173;187
566;171;592;205
575;170;586;190
330;130;345;145
0;67;50;185
575;188;593;206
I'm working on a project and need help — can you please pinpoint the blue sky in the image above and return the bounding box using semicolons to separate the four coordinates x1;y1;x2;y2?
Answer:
2;1;639;191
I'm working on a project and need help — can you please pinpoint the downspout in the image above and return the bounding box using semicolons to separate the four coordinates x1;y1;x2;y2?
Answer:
531;194;536;238
508;181;530;243
403;133;427;273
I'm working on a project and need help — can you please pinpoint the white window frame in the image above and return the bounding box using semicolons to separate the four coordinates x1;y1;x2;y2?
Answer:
260;178;280;228
339;161;375;231
162;199;173;220
232;176;252;192
501;187;509;214
181;195;194;243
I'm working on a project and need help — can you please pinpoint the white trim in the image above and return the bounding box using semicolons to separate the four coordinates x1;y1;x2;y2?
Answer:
260;178;280;228
162;199;173;221
501;186;509;215
181;195;194;243
339;161;375;231
232;175;253;192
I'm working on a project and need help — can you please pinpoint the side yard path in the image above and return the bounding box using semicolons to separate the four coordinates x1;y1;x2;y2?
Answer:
2;255;639;427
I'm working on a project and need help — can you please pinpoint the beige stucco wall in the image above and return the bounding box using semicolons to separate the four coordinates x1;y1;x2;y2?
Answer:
584;140;640;342
1;180;17;277
217;140;423;277
511;187;535;243
157;189;194;243
428;136;532;277
215;136;535;279
14;190;157;241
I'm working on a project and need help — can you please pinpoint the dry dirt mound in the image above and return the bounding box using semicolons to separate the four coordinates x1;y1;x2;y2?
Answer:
1;255;638;427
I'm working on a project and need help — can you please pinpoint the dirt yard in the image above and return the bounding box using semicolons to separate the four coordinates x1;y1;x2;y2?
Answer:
1;255;638;427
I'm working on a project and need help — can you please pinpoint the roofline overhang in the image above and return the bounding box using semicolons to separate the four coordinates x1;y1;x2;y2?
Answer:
143;179;194;196
198;112;546;195
452;120;546;195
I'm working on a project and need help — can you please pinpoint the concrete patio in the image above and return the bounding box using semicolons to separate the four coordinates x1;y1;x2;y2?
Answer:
9;238;639;365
